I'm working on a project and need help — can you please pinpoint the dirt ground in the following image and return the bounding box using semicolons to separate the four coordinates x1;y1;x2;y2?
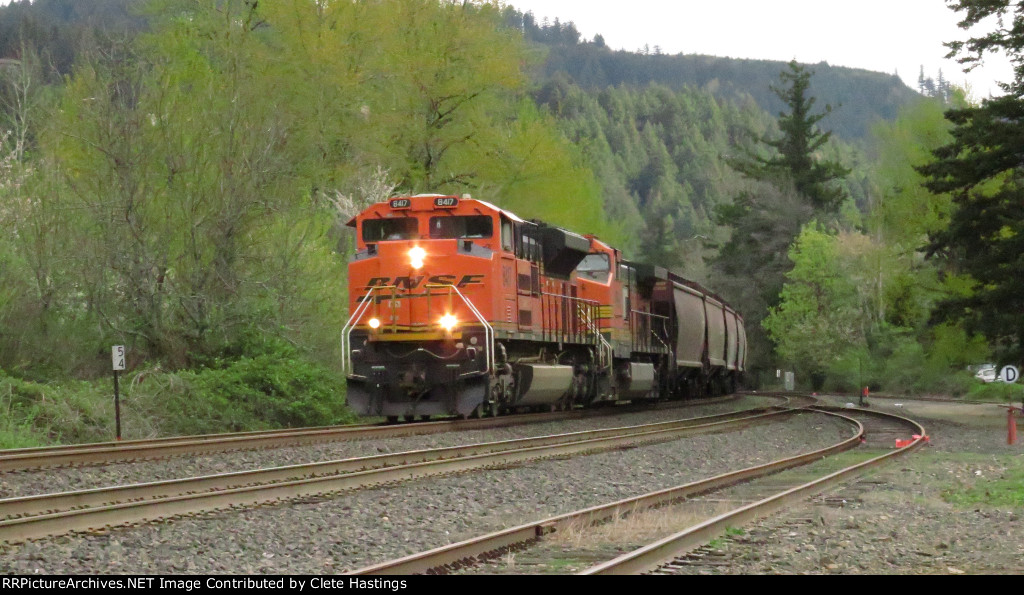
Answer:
667;395;1024;575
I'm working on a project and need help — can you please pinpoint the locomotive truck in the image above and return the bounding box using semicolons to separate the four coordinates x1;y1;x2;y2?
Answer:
342;194;745;421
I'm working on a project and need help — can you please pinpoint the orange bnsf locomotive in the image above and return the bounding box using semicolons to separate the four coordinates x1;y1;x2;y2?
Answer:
342;194;746;421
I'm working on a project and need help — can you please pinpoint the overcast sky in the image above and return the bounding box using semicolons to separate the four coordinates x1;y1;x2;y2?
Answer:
506;0;1015;98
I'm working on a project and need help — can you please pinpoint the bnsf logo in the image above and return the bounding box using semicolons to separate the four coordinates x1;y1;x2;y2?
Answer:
363;275;485;291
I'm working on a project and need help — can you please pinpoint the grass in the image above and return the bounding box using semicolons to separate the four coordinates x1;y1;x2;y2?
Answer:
549;501;734;548
941;457;1024;508
965;381;1024;403
0;426;47;449
544;558;579;571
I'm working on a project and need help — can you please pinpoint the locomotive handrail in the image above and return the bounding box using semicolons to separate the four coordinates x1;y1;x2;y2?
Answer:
341;285;387;374
540;291;601;345
577;302;613;369
630;309;670;321
630;309;671;354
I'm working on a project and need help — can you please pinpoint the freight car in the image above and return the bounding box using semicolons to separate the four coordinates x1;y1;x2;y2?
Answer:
342;194;745;421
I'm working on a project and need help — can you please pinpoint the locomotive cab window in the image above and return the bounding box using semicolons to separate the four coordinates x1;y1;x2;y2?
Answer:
362;217;418;242
429;215;493;239
576;253;610;281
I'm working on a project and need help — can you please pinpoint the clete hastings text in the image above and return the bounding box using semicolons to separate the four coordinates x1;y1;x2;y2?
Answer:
2;578;408;592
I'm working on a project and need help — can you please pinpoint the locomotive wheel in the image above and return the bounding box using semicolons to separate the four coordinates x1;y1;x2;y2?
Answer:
386;416;399;424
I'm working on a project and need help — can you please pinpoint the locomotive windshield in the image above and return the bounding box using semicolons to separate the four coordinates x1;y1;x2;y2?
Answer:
362;217;418;242
575;253;610;281
428;215;493;239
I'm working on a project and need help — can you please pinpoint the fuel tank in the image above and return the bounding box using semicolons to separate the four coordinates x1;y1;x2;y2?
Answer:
513;364;574;406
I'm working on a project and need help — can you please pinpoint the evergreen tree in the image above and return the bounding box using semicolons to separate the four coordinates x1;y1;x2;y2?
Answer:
918;0;1024;362
728;60;850;214
944;0;1024;97
919;96;1024;361
711;61;850;380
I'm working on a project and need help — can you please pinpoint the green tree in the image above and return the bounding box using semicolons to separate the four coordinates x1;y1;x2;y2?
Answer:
918;0;1024;362
869;97;958;248
712;180;814;380
762;224;863;388
919;96;1024;361
728;60;850;214
711;62;850;381
40;1;351;369
260;0;615;239
944;1;1024;97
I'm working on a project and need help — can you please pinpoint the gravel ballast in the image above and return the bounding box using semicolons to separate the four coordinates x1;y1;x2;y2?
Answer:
0;409;852;573
470;396;1024;575
0;397;768;500
655;397;1024;575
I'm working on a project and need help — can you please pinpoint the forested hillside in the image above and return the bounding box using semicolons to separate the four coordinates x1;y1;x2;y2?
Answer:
0;0;145;77
532;80;772;278
502;9;921;142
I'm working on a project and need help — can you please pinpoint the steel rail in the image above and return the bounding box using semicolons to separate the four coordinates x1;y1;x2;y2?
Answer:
0;407;778;520
580;407;927;574
348;407;865;575
0;407;795;543
0;394;751;473
0;422;381;456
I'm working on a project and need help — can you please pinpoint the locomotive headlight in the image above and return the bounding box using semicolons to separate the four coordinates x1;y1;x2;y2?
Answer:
368;317;381;329
408;246;426;269
439;313;458;332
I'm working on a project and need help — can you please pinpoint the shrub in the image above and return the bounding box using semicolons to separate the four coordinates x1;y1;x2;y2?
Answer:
165;353;355;435
0;372;115;445
965;381;1024;403
0;342;357;447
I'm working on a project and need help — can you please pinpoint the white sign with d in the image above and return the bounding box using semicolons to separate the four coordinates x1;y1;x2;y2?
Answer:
1000;365;1019;384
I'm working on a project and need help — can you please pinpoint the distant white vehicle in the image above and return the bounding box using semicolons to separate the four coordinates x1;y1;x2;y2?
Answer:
974;365;998;383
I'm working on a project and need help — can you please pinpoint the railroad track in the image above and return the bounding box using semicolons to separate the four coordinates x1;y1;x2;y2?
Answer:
0;406;794;544
585;406;926;575
349;406;924;575
0;395;754;473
